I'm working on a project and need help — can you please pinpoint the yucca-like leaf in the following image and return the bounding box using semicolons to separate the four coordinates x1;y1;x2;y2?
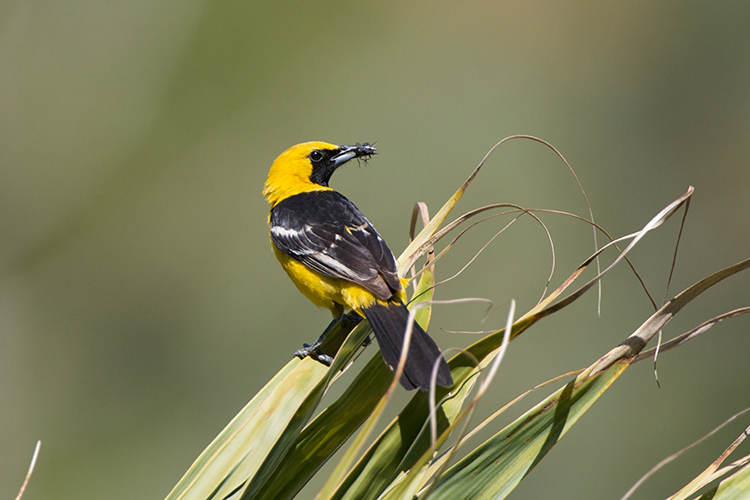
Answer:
163;135;748;500
327;188;696;500
167;149;471;500
164;358;325;500
165;318;371;500
427;361;628;500
425;258;750;500
165;136;559;500
252;269;437;500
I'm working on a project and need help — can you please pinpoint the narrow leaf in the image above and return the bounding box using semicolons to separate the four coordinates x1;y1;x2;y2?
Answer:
330;190;695;500
165;358;327;500
253;271;436;500
427;361;629;500
166;320;369;500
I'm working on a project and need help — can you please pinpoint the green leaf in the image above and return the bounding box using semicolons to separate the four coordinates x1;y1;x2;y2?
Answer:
165;320;370;500
424;258;750;500
236;323;372;500
314;271;439;500
164;357;326;500
426;361;628;500
334;200;747;500
251;270;437;500
252;351;391;500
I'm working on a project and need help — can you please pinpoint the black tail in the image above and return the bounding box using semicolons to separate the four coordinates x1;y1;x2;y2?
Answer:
361;302;453;391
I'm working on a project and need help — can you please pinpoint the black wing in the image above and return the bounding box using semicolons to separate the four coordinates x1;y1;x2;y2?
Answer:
270;190;402;300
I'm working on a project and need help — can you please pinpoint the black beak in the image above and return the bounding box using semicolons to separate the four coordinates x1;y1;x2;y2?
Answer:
330;143;378;166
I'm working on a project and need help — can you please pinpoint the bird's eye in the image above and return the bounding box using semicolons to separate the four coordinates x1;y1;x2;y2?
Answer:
310;150;323;162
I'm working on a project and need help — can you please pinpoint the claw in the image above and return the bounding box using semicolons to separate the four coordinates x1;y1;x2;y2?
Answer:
294;344;333;366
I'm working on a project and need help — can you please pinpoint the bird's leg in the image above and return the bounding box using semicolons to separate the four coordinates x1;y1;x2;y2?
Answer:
294;316;339;365
294;311;365;365
339;312;371;347
294;312;345;366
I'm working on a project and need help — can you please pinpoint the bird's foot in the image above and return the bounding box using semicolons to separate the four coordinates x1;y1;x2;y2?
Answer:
294;343;334;366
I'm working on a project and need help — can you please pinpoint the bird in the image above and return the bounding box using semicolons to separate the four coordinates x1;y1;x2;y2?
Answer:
263;141;453;391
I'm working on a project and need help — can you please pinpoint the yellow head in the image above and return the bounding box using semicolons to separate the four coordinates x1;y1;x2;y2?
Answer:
263;141;377;206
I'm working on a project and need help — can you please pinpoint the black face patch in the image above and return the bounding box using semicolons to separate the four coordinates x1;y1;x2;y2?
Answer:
308;148;340;187
308;144;377;186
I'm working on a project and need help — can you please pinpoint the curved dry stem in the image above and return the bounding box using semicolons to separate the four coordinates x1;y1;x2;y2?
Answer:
407;204;553;307
532;188;695;327
653;194;693;388
412;298;495;448
440;328;504;335
15;441;40;500
410;202;432;244
429;347;481;449
434;208;555;305
408;202;658;314
489;135;602;312
418;300;516;500
422;135;598;295
525;208;659;311
434;215;521;287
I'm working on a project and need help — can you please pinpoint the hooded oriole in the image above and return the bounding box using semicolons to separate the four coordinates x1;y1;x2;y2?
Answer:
263;141;453;391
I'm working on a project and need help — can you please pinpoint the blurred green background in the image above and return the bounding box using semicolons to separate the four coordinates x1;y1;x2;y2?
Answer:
2;1;749;498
